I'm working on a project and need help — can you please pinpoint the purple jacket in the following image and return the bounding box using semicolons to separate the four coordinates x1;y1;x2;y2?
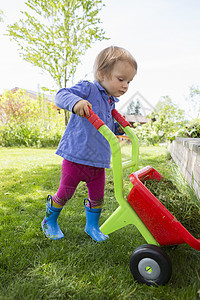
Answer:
55;80;121;168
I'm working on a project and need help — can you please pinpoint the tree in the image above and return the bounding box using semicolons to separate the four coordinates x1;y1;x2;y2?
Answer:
152;96;186;140
133;96;187;145
7;0;108;123
126;99;141;115
135;99;141;115
126;100;135;115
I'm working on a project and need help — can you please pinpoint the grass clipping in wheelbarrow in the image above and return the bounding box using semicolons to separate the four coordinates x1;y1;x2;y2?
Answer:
144;178;200;238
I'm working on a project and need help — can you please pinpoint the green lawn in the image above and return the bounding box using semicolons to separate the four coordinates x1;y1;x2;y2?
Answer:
0;146;200;299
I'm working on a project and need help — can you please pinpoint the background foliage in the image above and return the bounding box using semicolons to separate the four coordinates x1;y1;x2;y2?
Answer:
1;87;200;148
133;94;200;146
0;89;65;147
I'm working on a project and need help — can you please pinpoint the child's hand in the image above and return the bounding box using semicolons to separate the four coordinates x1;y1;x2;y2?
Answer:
73;100;92;118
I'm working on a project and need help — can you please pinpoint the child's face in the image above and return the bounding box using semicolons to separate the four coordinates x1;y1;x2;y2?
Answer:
99;61;136;97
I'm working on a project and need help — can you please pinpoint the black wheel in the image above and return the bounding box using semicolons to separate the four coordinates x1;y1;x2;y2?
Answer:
129;244;172;286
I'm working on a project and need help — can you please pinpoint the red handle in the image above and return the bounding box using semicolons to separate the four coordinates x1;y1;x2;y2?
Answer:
85;107;105;130
111;109;130;128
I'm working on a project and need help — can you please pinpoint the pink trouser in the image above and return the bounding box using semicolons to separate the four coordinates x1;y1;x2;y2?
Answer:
52;159;105;208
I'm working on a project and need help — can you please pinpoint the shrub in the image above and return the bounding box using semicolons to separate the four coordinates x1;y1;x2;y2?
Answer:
0;121;65;147
0;89;40;124
132;96;187;145
133;124;161;146
176;119;200;138
0;89;66;147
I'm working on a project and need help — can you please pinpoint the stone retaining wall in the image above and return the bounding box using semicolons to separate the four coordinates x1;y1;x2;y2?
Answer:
168;137;200;199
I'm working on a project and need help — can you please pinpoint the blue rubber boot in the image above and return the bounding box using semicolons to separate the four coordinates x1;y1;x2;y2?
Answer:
84;200;109;242
41;195;64;240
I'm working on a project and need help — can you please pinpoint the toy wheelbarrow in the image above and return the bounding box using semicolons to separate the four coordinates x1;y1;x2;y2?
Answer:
85;108;200;286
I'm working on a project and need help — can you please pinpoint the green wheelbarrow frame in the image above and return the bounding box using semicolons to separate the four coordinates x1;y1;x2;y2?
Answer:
86;108;158;246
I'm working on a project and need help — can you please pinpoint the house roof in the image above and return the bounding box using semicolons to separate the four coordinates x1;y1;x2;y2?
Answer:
118;91;155;116
4;87;54;102
124;114;150;124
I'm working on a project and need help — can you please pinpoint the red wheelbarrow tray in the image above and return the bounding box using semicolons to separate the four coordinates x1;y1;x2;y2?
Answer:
128;166;200;251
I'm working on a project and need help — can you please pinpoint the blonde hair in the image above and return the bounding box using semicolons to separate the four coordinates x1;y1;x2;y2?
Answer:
93;46;137;81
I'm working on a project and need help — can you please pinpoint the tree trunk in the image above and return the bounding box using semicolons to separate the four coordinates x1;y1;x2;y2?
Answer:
64;67;69;126
64;110;70;126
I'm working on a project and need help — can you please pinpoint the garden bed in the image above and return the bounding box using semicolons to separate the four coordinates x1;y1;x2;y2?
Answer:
169;137;200;200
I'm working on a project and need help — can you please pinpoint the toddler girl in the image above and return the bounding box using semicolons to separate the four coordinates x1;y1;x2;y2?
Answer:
41;46;137;242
